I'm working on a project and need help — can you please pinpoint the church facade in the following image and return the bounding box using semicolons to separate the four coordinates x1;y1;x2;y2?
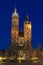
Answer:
9;7;32;58
11;7;32;45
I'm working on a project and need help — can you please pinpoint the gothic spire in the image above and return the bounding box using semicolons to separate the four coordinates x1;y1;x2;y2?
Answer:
12;6;19;18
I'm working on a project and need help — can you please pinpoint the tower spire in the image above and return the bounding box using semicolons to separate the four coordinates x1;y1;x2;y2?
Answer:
25;15;30;24
14;3;17;14
14;7;17;14
12;5;19;18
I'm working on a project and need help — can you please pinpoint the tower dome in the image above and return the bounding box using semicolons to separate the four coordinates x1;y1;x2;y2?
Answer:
12;7;19;18
25;15;30;24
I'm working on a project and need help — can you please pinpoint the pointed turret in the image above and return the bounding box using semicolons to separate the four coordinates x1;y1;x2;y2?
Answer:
25;15;30;24
12;7;19;18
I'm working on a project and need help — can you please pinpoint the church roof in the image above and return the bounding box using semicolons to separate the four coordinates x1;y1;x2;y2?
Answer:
25;15;30;24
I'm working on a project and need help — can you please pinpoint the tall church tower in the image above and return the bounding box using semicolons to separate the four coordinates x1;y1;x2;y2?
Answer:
24;15;32;50
11;7;19;43
9;7;19;57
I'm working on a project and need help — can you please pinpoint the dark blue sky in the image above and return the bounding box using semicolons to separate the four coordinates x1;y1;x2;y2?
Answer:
0;0;43;50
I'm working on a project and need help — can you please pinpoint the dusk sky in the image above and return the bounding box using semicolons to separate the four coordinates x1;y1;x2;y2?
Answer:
0;0;43;50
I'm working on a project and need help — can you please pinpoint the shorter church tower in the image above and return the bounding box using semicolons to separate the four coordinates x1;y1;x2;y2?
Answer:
24;15;32;50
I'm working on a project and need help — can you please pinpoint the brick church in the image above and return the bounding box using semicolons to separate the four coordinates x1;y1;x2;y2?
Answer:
9;7;32;59
7;7;43;60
